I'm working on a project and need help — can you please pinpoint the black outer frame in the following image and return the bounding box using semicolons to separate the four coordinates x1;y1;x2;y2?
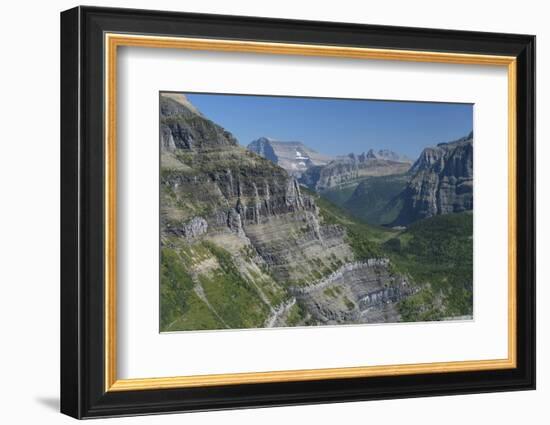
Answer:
60;5;536;419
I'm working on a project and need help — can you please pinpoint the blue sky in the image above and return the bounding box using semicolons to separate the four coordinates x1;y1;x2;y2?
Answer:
186;93;473;159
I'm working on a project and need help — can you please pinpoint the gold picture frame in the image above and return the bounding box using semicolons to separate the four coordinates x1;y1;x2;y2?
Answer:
61;6;535;419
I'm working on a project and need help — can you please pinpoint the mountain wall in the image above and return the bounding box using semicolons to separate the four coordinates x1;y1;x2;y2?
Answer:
159;93;412;331
389;132;473;226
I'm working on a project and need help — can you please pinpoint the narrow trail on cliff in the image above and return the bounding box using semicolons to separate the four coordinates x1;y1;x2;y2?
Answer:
264;298;296;328
290;259;390;295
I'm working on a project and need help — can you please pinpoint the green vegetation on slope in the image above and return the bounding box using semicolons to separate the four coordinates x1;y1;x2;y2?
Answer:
343;173;409;225
160;247;225;331
198;242;271;329
303;187;399;259
319;184;358;207
383;212;474;321
160;238;277;332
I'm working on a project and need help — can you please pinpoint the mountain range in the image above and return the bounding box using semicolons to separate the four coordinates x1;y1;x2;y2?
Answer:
159;92;474;331
257;133;474;228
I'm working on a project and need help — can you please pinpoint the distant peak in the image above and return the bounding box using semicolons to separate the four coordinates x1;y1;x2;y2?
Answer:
247;138;334;176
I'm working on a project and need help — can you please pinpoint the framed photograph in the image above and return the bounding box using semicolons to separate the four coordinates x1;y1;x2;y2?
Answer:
60;6;535;419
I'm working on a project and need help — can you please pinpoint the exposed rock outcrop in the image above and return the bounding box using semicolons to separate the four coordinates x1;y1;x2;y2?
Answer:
181;217;208;240
389;132;473;226
294;260;415;324
160;93;238;152
290;259;390;295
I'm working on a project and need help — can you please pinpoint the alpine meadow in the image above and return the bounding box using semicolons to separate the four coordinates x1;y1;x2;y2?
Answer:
159;92;474;332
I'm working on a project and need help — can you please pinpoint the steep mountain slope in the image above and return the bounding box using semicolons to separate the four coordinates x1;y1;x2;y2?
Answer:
247;137;334;176
388;133;473;226
159;93;414;331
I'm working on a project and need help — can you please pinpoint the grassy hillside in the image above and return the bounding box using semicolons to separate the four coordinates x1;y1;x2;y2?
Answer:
383;212;474;321
160;235;290;332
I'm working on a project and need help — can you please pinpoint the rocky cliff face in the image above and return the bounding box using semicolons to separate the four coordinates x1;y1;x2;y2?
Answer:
247;137;334;176
389;133;473;226
160;99;319;237
293;260;416;324
299;153;411;192
159;93;414;331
